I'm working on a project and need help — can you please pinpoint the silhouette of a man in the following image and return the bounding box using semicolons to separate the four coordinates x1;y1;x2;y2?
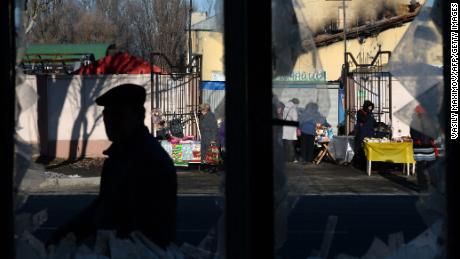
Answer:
48;84;177;248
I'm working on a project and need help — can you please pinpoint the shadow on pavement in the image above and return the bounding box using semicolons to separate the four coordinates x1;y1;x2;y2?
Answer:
375;164;420;193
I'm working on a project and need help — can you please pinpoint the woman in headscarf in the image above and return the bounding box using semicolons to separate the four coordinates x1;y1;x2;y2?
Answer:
353;100;377;169
199;103;218;172
355;100;377;146
299;102;329;164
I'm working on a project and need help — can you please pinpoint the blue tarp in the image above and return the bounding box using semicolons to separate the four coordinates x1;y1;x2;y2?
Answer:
201;81;225;90
338;83;345;125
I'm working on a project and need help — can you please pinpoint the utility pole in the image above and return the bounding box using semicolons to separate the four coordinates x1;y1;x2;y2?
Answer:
189;0;193;69
326;0;351;67
327;0;351;133
342;0;347;68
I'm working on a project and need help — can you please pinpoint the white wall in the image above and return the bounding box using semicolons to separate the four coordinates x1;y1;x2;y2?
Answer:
20;74;411;157
17;74;153;157
45;75;152;141
273;85;339;134
17;75;39;143
391;79;416;138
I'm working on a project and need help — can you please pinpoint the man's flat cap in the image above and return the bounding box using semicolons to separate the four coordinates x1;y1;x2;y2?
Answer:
96;84;146;107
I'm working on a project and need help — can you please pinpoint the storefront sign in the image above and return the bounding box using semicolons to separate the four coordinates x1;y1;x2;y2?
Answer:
273;71;326;84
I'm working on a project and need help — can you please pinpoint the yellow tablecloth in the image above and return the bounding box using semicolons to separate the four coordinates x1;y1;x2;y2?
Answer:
363;141;415;164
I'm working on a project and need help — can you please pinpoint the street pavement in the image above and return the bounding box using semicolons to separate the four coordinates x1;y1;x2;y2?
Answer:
285;162;420;195
21;160;421;195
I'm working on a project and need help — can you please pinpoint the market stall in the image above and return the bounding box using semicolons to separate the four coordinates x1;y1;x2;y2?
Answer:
312;125;335;165
363;137;415;176
160;140;201;167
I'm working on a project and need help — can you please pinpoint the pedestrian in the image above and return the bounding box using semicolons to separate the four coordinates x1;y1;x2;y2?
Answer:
218;118;226;159
199;103;218;172
352;100;377;170
47;84;177;249
282;98;300;162
299;103;329;164
155;120;169;140
276;99;285;119
410;105;438;192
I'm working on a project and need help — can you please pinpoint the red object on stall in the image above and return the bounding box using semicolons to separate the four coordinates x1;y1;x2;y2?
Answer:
204;143;221;165
74;52;163;75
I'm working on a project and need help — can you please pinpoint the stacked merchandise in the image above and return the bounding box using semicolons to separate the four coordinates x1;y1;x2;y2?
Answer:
315;123;333;143
364;137;412;143
160;136;201;167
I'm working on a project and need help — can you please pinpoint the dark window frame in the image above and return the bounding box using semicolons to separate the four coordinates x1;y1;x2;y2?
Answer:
442;2;459;259
1;0;16;258
224;1;275;258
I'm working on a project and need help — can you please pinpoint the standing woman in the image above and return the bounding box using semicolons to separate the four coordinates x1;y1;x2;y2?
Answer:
299;103;329;164
353;100;377;169
199;103;218;171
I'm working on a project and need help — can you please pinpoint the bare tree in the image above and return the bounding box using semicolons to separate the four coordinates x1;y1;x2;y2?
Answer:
204;0;215;15
26;0;189;67
73;10;119;43
26;0;120;44
24;0;63;34
26;0;81;43
126;0;189;66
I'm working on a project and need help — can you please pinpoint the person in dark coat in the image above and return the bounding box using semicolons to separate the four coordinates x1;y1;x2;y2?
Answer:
355;100;377;145
218;119;226;153
410;105;438;192
199;103;218;171
299;103;330;164
352;100;377;169
47;84;177;248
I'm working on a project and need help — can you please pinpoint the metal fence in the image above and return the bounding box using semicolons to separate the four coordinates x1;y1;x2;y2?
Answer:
21;53;95;75
345;50;392;134
150;53;202;138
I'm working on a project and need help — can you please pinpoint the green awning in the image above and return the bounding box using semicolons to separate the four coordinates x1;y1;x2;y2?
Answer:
26;43;114;60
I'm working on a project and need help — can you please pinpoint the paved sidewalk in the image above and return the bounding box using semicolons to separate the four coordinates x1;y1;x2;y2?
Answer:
19;163;222;195
286;162;419;195
20;161;421;195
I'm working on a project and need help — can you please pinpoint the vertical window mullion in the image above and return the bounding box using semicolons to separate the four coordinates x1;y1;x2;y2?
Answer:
224;1;274;258
0;0;16;258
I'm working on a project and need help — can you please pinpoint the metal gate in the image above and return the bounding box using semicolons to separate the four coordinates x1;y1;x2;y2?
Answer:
345;49;392;134
150;53;202;138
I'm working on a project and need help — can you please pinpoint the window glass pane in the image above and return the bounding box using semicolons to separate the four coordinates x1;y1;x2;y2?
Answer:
272;0;446;257
14;0;226;257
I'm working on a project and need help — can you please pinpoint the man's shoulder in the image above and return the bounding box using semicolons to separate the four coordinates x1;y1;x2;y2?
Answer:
139;134;169;156
133;136;176;174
